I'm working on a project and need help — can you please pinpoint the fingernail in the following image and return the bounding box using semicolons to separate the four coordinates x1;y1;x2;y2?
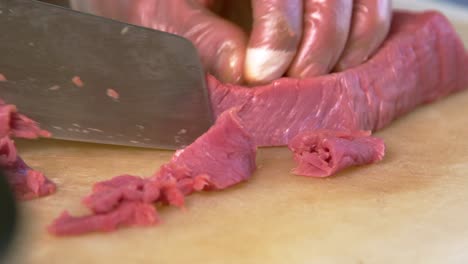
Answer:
245;47;294;85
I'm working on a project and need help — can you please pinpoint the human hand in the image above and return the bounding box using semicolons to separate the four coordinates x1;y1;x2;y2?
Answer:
70;0;248;84
70;0;392;85
243;0;393;84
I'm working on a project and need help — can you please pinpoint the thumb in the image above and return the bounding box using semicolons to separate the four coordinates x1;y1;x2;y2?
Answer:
128;0;247;84
245;0;303;84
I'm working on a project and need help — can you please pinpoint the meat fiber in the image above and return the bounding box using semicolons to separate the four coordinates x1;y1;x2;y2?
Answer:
0;101;55;200
48;110;256;236
50;11;468;236
208;12;468;146
288;130;385;177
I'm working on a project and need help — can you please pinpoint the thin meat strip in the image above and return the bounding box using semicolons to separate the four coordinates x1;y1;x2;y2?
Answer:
289;130;385;177
0;100;55;200
48;110;256;236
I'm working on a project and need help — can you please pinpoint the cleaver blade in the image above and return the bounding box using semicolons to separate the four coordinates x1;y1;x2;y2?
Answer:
0;0;214;150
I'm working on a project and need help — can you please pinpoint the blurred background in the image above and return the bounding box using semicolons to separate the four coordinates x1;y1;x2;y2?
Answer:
394;0;468;23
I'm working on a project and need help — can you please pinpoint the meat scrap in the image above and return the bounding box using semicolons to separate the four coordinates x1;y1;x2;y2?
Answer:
49;11;468;235
71;76;84;88
0;101;55;200
289;130;385;177
106;88;120;100
48;110;256;236
0;73;6;82
0;101;51;139
49;202;159;236
1;139;56;200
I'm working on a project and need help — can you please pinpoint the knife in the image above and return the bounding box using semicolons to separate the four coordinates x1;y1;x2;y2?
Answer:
0;0;214;150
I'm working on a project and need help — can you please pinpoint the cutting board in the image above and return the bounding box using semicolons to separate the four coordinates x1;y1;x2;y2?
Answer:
6;8;468;264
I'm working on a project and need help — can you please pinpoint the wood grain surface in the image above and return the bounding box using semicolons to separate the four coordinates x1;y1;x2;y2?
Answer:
5;8;468;264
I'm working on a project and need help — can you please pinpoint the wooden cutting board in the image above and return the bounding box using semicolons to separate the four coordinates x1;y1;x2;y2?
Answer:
6;11;468;264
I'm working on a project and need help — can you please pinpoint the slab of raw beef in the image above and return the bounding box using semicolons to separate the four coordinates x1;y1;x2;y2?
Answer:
288;130;385;177
0;101;55;200
209;11;468;146
49;11;468;235
49;110;256;235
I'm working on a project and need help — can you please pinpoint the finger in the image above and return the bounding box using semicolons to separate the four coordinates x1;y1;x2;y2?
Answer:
288;0;353;78
182;1;248;84
128;0;247;84
245;0;303;84
335;0;392;71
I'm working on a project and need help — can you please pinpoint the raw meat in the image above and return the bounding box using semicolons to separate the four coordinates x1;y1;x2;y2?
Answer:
0;73;6;82
0;101;55;200
48;110;256;236
208;12;468;146
50;11;468;235
71;76;84;87
49;202;159;236
288;130;385;177
106;88;120;100
0;101;51;139
1;139;56;200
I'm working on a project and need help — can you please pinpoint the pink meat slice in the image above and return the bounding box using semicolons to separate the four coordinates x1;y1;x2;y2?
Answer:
49;202;159;236
0;101;55;200
0;101;51;139
48;110;256;236
50;11;468;236
208;11;468;146
1;138;56;200
288;130;385;177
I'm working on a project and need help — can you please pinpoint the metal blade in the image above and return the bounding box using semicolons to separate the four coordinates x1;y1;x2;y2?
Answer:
0;0;213;150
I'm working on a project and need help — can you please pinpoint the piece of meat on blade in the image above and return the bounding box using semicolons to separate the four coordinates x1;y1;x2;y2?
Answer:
71;76;84;87
106;88;120;101
289;130;385;177
48;110;256;236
